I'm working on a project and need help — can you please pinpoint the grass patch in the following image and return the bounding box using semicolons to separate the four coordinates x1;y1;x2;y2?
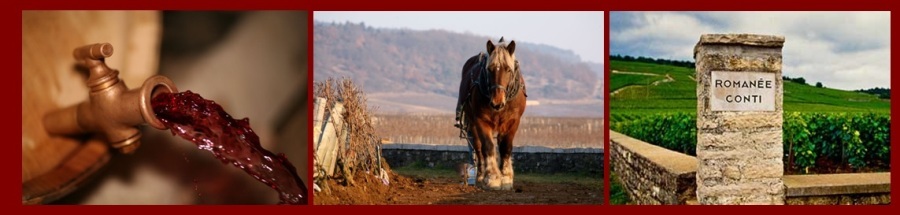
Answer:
609;171;630;205
515;172;603;187
393;162;459;179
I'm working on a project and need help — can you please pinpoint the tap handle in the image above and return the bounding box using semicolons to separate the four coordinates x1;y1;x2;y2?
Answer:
74;43;120;91
74;43;113;61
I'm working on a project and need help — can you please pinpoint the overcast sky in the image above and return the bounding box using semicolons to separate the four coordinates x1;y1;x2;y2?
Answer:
610;11;890;90
315;11;605;64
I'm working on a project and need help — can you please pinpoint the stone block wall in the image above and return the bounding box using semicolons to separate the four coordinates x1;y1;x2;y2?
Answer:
610;131;697;205
381;143;602;174
611;131;891;205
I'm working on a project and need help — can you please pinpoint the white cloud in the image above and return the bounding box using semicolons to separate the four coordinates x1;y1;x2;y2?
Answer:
611;11;890;90
612;12;715;60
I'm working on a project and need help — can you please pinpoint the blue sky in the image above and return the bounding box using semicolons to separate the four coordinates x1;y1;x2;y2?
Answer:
610;12;890;90
315;11;605;64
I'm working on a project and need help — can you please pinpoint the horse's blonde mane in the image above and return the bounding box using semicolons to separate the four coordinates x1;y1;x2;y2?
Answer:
488;43;516;72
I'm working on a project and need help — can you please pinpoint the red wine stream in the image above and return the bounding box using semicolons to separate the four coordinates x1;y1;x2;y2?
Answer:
152;91;307;205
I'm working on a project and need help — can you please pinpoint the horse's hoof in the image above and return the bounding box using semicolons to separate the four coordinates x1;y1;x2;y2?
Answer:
479;183;502;191
501;175;513;190
500;182;513;191
481;177;502;190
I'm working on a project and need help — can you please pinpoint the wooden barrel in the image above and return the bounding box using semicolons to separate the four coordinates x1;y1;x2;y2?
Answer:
22;11;161;204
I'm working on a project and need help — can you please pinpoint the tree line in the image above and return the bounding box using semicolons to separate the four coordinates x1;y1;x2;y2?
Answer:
784;76;890;99
855;87;890;99
610;54;695;68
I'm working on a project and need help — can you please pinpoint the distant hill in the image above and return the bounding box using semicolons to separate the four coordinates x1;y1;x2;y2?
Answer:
314;22;602;101
609;59;890;122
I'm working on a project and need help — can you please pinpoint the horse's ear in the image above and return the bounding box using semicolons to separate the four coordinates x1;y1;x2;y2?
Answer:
486;40;495;53
507;40;516;55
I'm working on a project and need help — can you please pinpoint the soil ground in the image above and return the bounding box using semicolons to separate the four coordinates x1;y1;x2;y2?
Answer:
315;166;603;205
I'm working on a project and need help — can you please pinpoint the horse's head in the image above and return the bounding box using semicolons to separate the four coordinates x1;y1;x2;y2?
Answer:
485;38;517;111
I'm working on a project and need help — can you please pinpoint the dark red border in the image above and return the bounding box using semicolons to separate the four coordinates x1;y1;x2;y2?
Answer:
603;10;611;206
7;0;897;213
307;10;316;206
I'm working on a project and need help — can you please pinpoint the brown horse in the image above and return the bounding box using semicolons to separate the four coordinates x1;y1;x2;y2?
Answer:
455;37;526;190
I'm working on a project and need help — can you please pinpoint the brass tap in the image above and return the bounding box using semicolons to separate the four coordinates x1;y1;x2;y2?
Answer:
43;43;178;154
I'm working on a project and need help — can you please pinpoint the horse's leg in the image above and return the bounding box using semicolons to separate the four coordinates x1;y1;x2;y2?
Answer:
467;130;484;183
498;119;521;191
497;135;514;191
476;121;502;190
466;124;486;185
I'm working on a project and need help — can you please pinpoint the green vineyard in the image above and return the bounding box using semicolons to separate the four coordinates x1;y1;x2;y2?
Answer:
611;112;891;174
610;59;891;174
611;112;696;156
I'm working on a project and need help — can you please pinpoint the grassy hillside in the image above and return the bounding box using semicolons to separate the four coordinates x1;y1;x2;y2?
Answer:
610;60;890;123
609;60;699;116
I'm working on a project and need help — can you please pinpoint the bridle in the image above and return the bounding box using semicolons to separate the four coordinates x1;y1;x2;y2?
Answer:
472;51;522;105
457;49;525;140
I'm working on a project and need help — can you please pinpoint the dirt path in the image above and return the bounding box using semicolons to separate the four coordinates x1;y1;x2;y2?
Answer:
610;70;659;76
610;85;639;96
651;74;674;86
609;70;660;96
610;73;675;96
315;171;602;205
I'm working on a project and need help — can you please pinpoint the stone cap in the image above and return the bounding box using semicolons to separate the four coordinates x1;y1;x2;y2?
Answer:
698;34;785;47
783;172;891;197
609;131;697;175
694;34;785;59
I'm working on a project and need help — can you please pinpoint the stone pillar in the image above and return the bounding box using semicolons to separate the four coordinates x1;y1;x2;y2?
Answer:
694;34;785;205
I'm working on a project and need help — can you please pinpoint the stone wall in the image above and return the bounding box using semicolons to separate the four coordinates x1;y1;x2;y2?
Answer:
610;131;697;205
611;130;891;205
694;34;786;204
784;173;891;205
381;143;602;174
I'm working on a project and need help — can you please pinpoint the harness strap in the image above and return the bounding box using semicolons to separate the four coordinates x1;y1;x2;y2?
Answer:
458;52;526;139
